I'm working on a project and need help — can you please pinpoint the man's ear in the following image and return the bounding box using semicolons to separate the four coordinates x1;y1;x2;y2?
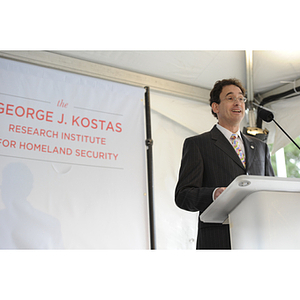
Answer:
211;102;219;115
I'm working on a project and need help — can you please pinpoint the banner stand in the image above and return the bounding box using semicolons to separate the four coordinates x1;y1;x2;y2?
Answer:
144;87;156;249
0;57;150;249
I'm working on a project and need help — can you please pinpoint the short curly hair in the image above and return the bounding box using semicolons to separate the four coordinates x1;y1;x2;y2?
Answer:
209;78;246;119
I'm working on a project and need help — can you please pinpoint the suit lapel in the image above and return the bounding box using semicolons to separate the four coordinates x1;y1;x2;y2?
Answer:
241;133;256;170
211;125;245;169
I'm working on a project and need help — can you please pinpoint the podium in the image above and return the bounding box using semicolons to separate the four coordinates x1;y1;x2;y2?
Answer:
200;175;300;249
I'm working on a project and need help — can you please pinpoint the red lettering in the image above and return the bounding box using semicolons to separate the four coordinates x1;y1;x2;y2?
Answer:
26;107;35;119
36;110;44;120
19;142;26;149
9;124;15;132
52;147;58;154
45;111;53;122
70;116;121;133
98;120;105;130
106;122;114;131
6;104;14;115
81;117;90;128
33;128;40;136
11;140;16;148
116;123;122;133
0;103;53;122
0;139;16;148
91;119;98;129
15;106;25;117
72;116;80;126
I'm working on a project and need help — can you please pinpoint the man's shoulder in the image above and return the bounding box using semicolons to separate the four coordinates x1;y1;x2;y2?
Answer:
185;130;212;142
185;125;218;142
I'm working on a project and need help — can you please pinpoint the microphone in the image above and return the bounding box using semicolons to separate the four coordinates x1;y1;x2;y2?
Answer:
258;108;274;123
258;108;300;150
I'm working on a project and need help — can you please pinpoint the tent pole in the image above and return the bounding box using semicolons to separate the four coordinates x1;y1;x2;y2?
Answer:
144;86;156;250
246;50;254;101
246;50;256;127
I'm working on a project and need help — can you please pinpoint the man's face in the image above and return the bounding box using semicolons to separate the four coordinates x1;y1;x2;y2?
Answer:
212;84;245;129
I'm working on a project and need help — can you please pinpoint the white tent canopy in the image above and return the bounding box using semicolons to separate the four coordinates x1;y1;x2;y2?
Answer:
53;50;300;95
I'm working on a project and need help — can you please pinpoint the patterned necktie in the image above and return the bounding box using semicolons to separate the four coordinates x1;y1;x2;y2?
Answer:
230;134;246;167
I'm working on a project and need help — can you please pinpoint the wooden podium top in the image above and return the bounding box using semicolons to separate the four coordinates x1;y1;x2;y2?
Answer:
200;175;300;223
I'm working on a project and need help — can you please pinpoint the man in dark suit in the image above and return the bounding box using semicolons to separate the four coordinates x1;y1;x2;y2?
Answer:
175;78;275;249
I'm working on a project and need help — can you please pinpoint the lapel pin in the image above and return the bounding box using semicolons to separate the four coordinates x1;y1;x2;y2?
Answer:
251;145;255;149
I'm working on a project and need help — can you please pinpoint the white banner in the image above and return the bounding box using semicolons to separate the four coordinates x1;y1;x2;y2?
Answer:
0;58;149;249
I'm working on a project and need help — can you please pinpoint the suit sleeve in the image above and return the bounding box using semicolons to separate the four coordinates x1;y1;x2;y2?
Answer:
175;138;214;213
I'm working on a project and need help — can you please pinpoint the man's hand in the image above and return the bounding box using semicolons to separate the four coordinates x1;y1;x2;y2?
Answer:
213;187;226;200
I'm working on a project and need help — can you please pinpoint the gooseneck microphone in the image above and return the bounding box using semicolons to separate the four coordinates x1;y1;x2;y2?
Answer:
258;108;300;150
258;108;274;123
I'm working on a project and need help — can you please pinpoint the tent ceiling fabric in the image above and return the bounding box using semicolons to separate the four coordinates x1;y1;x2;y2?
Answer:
52;50;300;95
253;51;300;94
52;50;246;90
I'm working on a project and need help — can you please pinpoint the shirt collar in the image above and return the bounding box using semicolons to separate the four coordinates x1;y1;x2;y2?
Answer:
216;123;241;140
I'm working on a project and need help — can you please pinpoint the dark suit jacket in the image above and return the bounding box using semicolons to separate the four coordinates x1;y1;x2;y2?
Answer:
175;125;275;249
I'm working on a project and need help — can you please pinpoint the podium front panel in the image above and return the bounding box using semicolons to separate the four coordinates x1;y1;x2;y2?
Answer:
229;191;300;249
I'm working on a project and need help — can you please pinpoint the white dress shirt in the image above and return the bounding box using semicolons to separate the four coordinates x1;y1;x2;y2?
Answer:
212;123;246;201
216;123;245;154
